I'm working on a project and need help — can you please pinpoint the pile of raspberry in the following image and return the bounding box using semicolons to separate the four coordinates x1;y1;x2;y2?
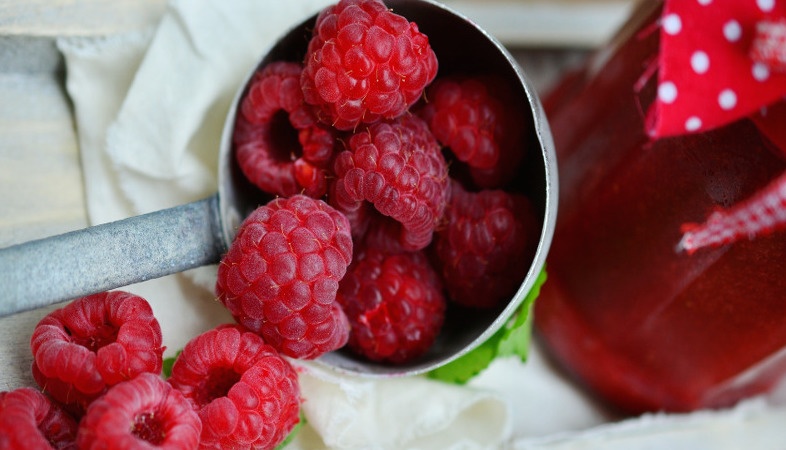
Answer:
0;1;541;447
1;292;301;450
229;0;541;366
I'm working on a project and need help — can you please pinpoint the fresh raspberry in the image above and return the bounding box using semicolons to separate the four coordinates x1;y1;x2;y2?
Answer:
0;387;78;450
418;75;526;189
337;245;445;364
216;195;353;359
77;373;201;450
301;0;438;130
30;291;164;414
235;61;337;198
168;325;301;450
433;180;540;309
330;114;449;251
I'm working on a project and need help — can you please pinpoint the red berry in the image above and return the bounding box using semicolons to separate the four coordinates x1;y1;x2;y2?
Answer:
330;114;449;251
235;61;337;198
337;246;445;364
168;325;301;450
216;195;353;359
301;0;438;130
434;180;539;309
418;75;526;189
0;387;78;450
30;291;164;413
77;373;201;450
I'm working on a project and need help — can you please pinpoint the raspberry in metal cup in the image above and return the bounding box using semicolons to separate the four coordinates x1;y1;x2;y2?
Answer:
222;0;557;376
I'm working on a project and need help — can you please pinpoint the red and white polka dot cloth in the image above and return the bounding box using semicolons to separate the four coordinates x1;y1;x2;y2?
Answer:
647;0;786;139
645;0;786;253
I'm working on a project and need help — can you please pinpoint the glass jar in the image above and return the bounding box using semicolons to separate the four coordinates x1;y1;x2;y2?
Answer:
534;1;786;413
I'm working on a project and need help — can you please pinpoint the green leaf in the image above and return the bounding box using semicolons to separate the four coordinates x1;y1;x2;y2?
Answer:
427;341;497;384
274;412;307;450
161;350;182;379
496;268;544;361
427;267;547;384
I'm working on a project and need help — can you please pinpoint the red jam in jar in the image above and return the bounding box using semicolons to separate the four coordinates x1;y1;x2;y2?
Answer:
534;2;786;413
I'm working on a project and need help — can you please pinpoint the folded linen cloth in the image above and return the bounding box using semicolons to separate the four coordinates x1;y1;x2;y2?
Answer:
56;0;786;448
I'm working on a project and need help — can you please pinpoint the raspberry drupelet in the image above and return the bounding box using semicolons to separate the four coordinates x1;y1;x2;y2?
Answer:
434;180;540;309
337;245;446;364
168;325;301;450
301;0;438;130
0;387;78;450
77;373;201;450
235;61;337;198
330;114;450;252
30;291;164;415
215;195;353;359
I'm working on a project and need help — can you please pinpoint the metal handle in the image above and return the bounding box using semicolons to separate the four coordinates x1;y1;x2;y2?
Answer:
0;195;227;316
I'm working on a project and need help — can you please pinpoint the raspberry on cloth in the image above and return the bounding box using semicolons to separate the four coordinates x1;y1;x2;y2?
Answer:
29;291;165;415
0;387;79;450
77;373;201;450
168;325;301;449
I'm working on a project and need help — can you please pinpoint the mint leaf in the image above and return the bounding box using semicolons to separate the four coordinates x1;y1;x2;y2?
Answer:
427;267;547;384
427;340;497;384
496;268;545;361
161;350;182;379
275;412;307;449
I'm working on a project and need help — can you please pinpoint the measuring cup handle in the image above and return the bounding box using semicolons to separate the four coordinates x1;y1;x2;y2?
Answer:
0;195;227;317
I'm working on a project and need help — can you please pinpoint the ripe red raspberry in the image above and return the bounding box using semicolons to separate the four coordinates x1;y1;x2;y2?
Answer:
418;75;526;189
330;114;449;251
235;61;337;198
434;180;540;309
77;373;201;450
30;291;164;414
301;0;438;130
168;325;301;450
0;387;78;450
337;246;445;364
216;195;353;359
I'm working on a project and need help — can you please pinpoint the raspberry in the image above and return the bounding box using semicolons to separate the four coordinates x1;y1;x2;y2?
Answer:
30;291;164;414
216;195;353;359
168;325;301;450
433;180;539;309
418;75;526;189
330;114;449;251
301;0;438;130
235;61;337;198
77;373;201;450
337;245;445;364
0;387;78;450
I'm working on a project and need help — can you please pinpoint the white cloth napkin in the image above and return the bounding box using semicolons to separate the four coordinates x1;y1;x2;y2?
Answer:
56;0;786;448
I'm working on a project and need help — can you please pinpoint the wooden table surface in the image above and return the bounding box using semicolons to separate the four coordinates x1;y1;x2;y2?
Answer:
0;0;166;392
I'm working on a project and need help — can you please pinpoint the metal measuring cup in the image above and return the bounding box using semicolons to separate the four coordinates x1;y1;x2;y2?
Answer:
0;0;557;376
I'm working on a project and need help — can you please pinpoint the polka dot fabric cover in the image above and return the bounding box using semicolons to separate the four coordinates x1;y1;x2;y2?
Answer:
640;0;786;253
646;0;786;139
